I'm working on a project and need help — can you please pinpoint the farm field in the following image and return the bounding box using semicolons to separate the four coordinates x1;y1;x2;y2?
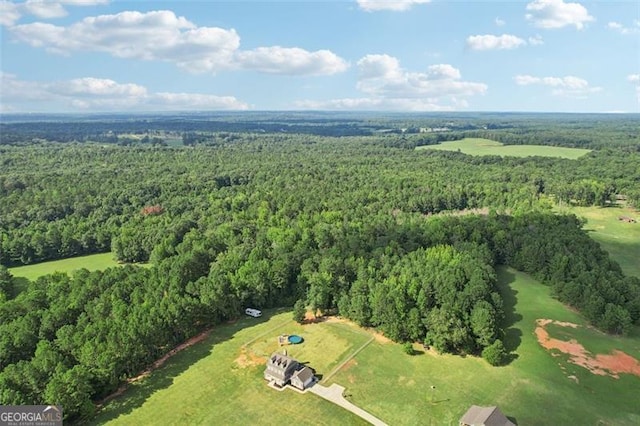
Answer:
95;268;640;426
558;205;640;278
8;252;121;282
416;138;591;159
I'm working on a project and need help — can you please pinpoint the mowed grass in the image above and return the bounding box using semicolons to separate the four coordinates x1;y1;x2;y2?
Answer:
330;267;640;426
92;311;368;426
8;252;121;282
94;268;640;426
556;205;640;278
417;138;591;159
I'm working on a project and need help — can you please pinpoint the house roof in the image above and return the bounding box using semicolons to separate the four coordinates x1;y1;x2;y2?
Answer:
292;366;314;383
268;352;298;370
459;406;515;426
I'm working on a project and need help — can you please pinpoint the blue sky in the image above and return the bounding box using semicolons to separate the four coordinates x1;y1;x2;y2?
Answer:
1;0;638;113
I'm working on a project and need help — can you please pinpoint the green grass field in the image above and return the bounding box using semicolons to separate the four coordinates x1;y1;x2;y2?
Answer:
331;267;640;425
7;252;121;282
555;205;640;278
92;311;368;425
95;267;640;426
417;138;591;159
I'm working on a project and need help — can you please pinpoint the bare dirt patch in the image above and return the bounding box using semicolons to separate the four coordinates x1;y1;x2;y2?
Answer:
535;319;640;379
341;358;358;372
235;347;267;368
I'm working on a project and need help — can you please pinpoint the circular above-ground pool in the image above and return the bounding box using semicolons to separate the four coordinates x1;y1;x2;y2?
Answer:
288;335;303;344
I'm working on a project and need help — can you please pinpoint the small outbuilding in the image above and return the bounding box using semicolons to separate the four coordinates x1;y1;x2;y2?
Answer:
459;405;515;426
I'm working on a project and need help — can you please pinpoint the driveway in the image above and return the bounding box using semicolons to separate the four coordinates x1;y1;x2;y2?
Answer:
309;383;388;426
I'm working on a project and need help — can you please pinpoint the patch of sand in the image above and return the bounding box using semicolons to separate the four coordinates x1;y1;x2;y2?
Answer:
535;319;640;379
235;347;267;368
371;330;392;344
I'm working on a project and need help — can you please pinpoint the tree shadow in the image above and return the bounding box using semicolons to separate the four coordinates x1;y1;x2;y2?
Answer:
81;309;286;425
497;268;523;364
9;277;30;298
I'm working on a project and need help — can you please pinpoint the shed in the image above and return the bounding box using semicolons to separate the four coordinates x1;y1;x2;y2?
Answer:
459;405;515;426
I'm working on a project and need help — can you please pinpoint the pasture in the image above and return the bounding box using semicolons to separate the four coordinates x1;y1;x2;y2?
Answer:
417;138;591;159
95;268;640;426
8;252;121;282
558;205;640;278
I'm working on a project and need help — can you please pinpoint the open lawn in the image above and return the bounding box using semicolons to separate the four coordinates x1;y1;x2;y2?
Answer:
94;267;640;426
556;205;640;278
330;267;640;425
7;252;121;282
417;138;591;159
92;311;368;425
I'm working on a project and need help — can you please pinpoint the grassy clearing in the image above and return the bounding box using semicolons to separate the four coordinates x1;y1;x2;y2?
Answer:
417;138;591;159
95;267;640;426
556;205;640;277
330;267;640;426
92;311;368;426
8;252;121;282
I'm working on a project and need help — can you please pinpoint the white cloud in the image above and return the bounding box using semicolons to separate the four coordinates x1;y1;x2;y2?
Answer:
525;0;594;30
23;1;68;19
9;10;348;76
495;17;506;26
49;77;148;97
0;1;21;26
514;74;601;98
528;34;544;45
466;34;527;51
607;21;640;35
234;47;348;75
0;73;248;111
357;0;430;12
297;54;486;111
356;55;486;98
0;0;109;26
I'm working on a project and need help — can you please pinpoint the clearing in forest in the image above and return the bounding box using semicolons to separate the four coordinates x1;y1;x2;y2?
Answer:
558;205;640;278
417;138;591;159
94;267;640;426
7;252;120;282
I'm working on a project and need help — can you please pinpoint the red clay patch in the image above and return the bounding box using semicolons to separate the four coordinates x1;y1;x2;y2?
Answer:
535;319;640;379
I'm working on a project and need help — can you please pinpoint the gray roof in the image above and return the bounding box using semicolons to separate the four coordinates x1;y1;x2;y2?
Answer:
459;406;515;426
292;366;314;383
268;353;298;370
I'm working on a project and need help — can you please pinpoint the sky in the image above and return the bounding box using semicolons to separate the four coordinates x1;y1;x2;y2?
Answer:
0;0;639;113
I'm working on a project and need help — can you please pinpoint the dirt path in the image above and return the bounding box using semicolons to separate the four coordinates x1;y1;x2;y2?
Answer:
96;328;212;407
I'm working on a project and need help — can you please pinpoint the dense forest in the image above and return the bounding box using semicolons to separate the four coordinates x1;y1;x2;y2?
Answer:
0;113;639;421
